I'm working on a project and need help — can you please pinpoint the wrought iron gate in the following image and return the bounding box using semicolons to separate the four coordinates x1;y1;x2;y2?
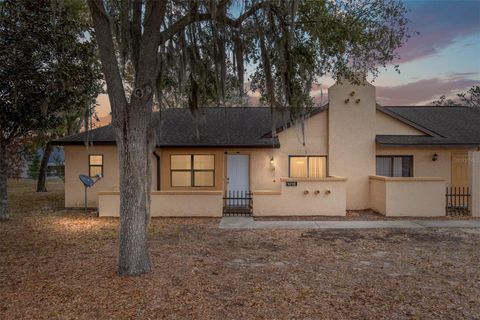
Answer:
446;187;471;216
223;190;253;216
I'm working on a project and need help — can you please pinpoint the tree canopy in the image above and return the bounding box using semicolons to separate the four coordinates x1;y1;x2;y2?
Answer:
99;0;410;119
0;0;103;219
432;85;480;107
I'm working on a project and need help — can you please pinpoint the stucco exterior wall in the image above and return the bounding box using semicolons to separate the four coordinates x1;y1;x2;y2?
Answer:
375;111;424;135
369;178;386;213
376;147;473;187
263;110;329;191
328;82;376;210
99;191;223;217
469;151;480;217
370;176;446;216
64;145;119;207
64;145;157;208
253;177;347;216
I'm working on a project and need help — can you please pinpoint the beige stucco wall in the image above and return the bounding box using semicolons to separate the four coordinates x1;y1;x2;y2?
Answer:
64;145;119;207
64;145;157;208
328;82;376;210
376;147;473;187
253;177;347;216
98;191;223;217
469;151;480;217
370;176;446;216
369;178;386;213
375;111;424;135
255;110;329;191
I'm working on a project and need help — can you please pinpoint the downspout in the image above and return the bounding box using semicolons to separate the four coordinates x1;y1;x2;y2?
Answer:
153;151;160;191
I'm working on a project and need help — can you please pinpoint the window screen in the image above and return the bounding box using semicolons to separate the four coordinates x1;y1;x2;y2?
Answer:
376;156;413;177
289;156;327;178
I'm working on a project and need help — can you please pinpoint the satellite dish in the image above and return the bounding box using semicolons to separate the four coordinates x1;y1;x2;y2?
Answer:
79;174;95;187
79;174;102;215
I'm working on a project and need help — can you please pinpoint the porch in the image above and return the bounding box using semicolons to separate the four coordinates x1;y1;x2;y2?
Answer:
97;177;348;217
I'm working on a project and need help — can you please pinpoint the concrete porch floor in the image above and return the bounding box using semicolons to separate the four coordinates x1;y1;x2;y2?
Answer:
219;217;480;229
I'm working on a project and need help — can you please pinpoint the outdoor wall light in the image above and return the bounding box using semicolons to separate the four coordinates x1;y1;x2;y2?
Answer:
344;98;350;104
269;156;275;172
432;153;438;161
325;189;332;195
314;190;320;195
355;98;361;104
303;190;310;195
350;91;355;96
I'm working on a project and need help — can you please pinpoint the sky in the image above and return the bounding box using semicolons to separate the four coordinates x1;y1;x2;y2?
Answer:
96;0;480;123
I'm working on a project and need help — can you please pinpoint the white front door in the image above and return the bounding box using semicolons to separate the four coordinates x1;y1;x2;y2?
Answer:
227;154;249;195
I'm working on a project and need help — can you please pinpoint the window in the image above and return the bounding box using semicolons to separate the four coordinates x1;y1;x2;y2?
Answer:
289;156;327;178
376;156;413;177
89;155;103;177
171;154;215;187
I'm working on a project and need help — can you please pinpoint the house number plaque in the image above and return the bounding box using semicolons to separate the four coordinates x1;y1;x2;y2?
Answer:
286;181;298;187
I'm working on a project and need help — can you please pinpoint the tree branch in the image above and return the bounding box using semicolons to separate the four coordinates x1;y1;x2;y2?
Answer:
130;0;142;73
158;1;269;44
87;0;127;127
133;0;167;100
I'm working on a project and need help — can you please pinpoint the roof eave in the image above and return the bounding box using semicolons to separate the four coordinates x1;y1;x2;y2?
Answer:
52;140;116;146
376;106;443;138
377;142;480;148
52;141;281;148
157;143;281;148
262;105;329;138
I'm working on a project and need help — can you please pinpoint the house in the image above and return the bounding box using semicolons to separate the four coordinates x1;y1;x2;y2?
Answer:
22;147;64;179
53;82;480;217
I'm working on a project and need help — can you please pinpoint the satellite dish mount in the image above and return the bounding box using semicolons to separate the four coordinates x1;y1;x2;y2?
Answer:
79;174;102;215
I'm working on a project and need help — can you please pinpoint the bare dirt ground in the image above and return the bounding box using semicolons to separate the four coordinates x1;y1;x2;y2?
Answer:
1;179;479;320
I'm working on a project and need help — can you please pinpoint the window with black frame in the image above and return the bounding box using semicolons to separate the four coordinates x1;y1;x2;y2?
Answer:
170;154;215;187
376;155;413;177
89;154;103;177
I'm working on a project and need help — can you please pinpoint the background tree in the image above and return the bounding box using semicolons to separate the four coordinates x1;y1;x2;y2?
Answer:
0;0;101;219
432;85;480;107
458;85;480;108
6;139;27;179
27;153;41;180
88;0;410;275
33;0;103;193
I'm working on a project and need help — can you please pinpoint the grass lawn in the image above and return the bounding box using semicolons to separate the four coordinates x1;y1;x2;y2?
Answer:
1;179;479;319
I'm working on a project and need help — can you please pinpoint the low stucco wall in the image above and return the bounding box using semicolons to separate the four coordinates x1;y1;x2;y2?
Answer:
469;151;480;217
98;191;223;217
369;178;386;214
369;175;446;217
252;177;347;216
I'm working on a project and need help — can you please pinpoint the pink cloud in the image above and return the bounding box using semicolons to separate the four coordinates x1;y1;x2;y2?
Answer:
376;78;478;105
394;1;480;63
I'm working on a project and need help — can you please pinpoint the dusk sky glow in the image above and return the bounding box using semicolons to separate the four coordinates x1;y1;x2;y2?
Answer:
372;0;480;105
96;0;480;123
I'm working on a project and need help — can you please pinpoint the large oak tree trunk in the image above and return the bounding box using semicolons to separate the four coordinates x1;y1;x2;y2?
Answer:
36;142;52;192
115;101;155;275
88;0;164;275
0;143;8;221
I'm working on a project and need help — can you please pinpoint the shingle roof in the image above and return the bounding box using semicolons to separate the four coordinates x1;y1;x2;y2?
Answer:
54;105;480;148
377;106;480;147
54;107;319;148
